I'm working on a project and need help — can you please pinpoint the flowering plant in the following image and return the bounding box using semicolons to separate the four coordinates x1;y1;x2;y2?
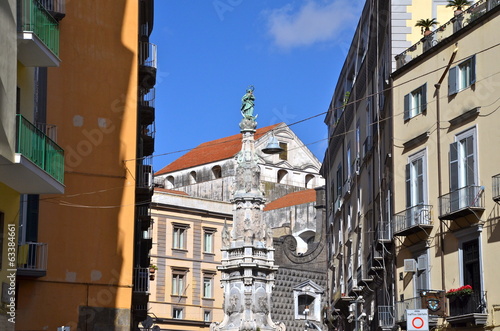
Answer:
446;285;473;297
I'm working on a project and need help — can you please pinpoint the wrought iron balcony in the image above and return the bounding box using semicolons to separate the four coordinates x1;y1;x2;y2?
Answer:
395;296;422;323
16;115;64;183
141;122;155;156
139;41;158;89
17;0;61;66
378;306;395;329
139;88;155;125
133;267;150;293
393;204;433;236
447;291;487;326
0;115;64;193
395;0;499;69
493;174;500;202
17;242;48;277
439;186;485;220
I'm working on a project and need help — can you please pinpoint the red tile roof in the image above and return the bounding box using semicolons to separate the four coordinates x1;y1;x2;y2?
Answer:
263;189;316;211
155;123;282;175
153;187;189;196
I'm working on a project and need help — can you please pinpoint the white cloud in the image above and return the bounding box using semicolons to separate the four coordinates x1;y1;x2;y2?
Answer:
264;0;363;50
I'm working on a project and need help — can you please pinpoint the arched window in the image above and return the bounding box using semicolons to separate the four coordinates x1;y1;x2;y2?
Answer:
189;171;197;184
277;169;288;184
212;165;222;179
305;174;315;188
166;176;175;189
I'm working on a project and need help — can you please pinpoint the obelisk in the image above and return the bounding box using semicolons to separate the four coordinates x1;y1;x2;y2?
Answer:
211;87;285;331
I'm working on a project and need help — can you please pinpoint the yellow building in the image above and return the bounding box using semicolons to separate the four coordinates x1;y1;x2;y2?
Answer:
1;0;66;329
6;0;157;329
148;188;233;330
392;1;499;329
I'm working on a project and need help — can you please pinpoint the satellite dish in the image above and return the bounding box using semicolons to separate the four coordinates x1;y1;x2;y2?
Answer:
141;316;153;329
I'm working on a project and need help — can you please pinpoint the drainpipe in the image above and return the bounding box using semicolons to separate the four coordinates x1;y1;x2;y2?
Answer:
434;45;458;302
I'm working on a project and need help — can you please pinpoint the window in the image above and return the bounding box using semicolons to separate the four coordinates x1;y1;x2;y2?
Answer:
171;268;188;296
166;176;174;189
173;308;183;319
336;164;343;200
172;223;189;250
277;169;288;183
346;144;352;178
189;171;197;184
203;228;216;253
404;83;427;120
413;250;429;296
462;239;481;292
449;127;478;210
406;150;427;208
203;276;213;298
212;165;222;179
204;311;212;322
305;174;315;188
279;142;288;160
449;55;476;95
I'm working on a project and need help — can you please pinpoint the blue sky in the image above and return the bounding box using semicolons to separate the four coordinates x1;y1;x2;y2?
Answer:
151;0;365;171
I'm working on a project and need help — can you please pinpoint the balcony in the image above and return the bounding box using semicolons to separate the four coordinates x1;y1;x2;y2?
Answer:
139;41;157;89
137;205;152;232
133;267;150;293
139;88;155;125
393;204;433;237
395;0;499;70
395;296;422;323
395;292;443;325
136;156;153;201
376;218;393;249
493;174;500;202
0;115;64;194
141;122;155;156
17;242;48;277
39;0;65;20
447;291;487;326
378;306;395;330
17;0;61;67
439;186;485;220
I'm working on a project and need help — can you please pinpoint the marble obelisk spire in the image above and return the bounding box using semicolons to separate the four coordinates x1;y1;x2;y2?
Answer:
211;87;285;331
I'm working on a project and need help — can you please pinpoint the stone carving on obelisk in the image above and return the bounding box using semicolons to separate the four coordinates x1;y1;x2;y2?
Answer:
210;87;285;331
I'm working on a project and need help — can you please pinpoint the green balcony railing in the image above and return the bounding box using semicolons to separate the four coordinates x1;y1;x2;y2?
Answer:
18;0;60;57
16;114;64;184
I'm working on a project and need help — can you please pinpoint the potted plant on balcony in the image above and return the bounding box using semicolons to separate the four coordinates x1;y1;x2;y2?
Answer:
415;18;439;36
446;284;473;298
446;0;472;16
149;264;158;281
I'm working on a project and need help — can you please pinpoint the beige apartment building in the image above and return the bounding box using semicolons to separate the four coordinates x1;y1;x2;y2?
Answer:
392;1;499;329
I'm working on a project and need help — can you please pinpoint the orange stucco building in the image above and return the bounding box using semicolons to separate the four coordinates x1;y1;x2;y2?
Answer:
12;0;157;329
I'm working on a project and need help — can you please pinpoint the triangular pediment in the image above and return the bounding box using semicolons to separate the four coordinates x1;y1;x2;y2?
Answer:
293;280;324;294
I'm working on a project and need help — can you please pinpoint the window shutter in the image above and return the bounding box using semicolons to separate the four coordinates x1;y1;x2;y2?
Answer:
450;142;459;192
406;163;411;208
404;93;410;121
421;83;427;113
470;55;476;85
416;159;424;205
466;136;475;186
448;66;458;96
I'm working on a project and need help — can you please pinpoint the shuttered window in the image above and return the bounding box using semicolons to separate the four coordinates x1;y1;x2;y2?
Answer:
448;55;476;95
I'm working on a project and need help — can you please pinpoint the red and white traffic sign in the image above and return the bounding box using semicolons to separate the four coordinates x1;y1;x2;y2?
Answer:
407;309;429;331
